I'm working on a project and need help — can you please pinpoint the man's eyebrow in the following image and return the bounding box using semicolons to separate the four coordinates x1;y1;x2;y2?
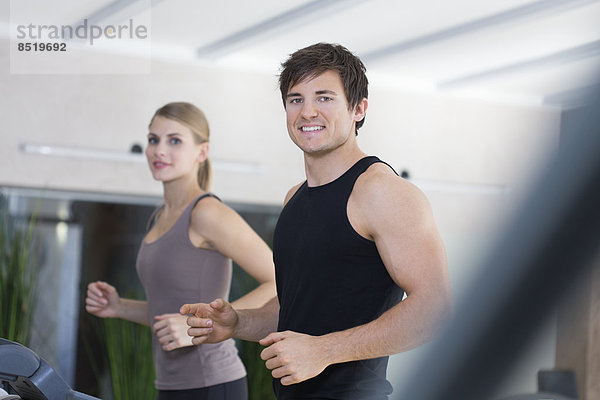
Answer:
286;89;338;98
315;89;338;96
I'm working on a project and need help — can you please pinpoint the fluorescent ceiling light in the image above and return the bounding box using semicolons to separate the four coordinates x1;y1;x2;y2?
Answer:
21;143;144;162
20;143;264;174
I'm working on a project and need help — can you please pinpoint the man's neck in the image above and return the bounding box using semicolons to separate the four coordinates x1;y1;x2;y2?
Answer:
304;145;367;187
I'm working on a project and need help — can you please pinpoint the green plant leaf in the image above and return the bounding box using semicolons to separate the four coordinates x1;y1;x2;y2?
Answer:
0;195;38;345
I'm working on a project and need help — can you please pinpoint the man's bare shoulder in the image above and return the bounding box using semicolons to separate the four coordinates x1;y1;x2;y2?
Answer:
354;163;426;205
350;162;437;243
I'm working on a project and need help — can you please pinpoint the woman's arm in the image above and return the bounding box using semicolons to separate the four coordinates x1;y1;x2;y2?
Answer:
85;281;149;326
189;197;277;309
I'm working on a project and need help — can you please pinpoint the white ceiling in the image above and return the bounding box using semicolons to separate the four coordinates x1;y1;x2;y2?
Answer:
5;0;600;108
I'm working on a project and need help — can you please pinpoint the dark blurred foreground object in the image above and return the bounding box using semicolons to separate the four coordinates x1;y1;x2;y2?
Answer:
0;338;99;400
394;88;600;400
497;370;579;400
537;370;579;399
497;394;574;400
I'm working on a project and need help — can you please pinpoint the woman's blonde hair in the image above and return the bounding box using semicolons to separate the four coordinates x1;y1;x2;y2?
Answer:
150;102;212;190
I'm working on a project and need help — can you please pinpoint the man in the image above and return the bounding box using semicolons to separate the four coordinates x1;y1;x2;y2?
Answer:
181;42;453;399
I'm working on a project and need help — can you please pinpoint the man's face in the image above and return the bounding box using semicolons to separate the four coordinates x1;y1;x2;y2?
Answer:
284;70;366;156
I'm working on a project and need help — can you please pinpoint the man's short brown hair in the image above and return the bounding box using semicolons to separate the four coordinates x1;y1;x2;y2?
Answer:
279;43;369;135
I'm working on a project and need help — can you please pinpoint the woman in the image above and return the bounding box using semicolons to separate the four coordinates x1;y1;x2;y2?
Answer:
85;102;276;400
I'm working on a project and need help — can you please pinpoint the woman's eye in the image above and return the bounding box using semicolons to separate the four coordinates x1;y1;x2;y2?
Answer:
319;96;332;102
148;137;158;144
289;98;302;104
170;138;181;144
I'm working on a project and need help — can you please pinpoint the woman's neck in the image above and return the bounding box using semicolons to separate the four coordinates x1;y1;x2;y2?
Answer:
162;178;204;211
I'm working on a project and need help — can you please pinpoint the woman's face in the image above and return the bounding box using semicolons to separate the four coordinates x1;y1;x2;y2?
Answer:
146;115;206;183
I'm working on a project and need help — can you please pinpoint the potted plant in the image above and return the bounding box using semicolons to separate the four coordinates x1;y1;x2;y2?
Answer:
0;196;37;345
102;316;157;400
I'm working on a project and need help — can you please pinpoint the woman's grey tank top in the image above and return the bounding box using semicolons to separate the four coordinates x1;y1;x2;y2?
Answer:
136;194;246;390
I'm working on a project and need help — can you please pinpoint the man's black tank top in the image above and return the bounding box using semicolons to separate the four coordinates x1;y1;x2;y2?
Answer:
272;156;405;400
